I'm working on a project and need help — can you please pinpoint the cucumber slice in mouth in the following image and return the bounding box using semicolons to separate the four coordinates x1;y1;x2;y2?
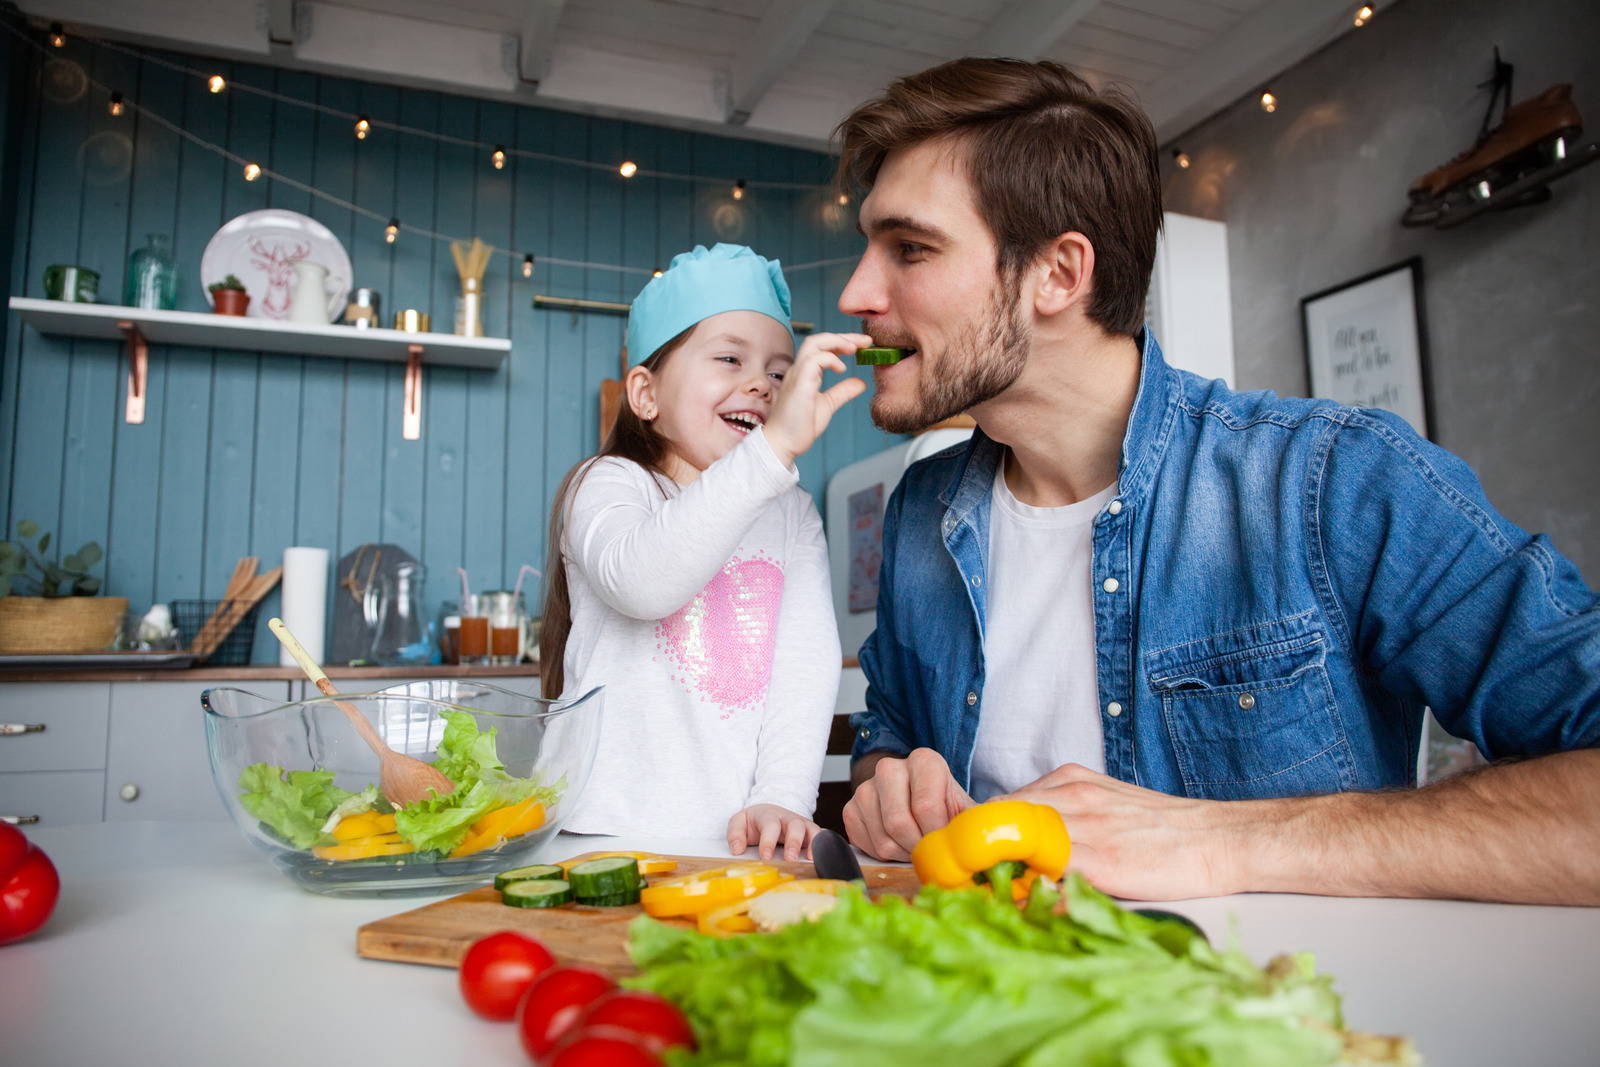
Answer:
856;346;915;365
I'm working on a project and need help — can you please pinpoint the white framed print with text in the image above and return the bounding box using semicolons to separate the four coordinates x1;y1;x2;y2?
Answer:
1301;257;1431;439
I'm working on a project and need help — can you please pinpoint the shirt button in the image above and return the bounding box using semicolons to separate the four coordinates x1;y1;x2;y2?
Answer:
1238;693;1256;710
971;575;982;588
1106;701;1123;717
1102;577;1120;593
858;727;871;739
1108;499;1123;516
943;516;956;533
966;691;978;706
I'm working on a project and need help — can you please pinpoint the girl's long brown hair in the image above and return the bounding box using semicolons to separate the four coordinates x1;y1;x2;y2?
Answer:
540;327;694;698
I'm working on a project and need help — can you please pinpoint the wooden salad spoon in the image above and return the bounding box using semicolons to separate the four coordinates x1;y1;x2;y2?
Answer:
268;617;454;807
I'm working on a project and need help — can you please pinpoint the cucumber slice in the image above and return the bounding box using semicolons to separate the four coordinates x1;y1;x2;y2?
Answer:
501;879;573;909
567;856;642;898
576;888;641;907
494;864;564;892
855;346;911;365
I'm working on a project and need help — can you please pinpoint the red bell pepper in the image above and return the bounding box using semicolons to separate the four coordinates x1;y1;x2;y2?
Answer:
0;822;59;945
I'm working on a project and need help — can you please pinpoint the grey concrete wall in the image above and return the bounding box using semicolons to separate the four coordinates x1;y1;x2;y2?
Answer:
1161;0;1600;580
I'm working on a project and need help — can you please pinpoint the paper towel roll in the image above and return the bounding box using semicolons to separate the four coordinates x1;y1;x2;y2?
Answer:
279;547;330;666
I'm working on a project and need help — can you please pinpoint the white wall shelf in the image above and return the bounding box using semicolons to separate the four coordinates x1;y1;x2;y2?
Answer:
9;297;511;439
8;297;509;368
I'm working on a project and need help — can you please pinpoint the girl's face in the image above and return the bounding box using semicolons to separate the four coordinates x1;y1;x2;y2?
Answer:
630;310;794;481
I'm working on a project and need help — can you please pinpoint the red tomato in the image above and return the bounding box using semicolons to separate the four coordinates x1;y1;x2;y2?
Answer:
516;965;617;1059
576;989;695;1053
541;1025;663;1067
458;931;556;1020
0;822;59;947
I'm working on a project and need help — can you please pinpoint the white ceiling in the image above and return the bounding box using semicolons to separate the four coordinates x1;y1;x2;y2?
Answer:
20;0;1392;149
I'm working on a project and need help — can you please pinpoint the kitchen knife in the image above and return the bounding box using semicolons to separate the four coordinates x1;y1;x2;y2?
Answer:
811;828;866;882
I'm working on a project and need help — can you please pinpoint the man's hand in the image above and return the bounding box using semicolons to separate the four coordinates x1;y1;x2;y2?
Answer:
842;748;975;860
728;804;818;862
1001;763;1243;900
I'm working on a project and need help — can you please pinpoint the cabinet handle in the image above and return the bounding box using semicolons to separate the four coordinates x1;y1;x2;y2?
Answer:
1;723;46;735
120;783;140;802
1;815;41;825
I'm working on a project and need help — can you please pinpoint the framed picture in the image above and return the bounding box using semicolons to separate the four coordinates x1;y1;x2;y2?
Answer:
1301;257;1432;439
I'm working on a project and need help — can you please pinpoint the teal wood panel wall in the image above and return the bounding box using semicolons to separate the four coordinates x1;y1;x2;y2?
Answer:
1;33;891;663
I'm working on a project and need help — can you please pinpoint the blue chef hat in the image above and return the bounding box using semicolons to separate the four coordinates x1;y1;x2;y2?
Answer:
626;243;793;366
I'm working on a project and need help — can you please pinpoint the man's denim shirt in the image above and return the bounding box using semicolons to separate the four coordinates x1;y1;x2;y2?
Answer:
852;332;1600;800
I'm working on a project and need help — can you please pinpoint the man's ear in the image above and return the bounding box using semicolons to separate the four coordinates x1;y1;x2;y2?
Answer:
1032;232;1095;319
624;365;658;420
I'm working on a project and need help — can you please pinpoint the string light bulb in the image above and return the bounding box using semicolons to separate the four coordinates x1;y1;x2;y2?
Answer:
732;179;746;201
385;218;400;244
492;146;507;170
108;92;125;117
1172;148;1191;169
49;22;66;47
618;161;638;178
837;193;849;206
242;162;262;181
1353;4;1374;26
652;269;664;278
354;116;370;140
522;254;535;279
208;74;226;94
1260;90;1278;113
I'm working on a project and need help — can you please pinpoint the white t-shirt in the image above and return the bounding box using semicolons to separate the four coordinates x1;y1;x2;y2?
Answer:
557;427;841;838
969;467;1116;801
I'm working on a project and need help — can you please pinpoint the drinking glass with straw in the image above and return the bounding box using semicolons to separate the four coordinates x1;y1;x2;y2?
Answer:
456;566;489;665
450;237;492;338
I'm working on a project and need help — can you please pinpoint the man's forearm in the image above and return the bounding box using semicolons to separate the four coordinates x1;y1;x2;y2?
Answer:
1229;749;1600;904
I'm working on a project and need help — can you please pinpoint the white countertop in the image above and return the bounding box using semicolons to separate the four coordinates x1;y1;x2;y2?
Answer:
3;821;1598;1066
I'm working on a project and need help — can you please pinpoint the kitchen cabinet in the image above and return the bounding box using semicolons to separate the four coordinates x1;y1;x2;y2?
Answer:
0;670;536;825
0;676;286;825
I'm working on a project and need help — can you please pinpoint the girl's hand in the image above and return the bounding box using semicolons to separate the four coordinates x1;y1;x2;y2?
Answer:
763;332;873;467
727;804;820;862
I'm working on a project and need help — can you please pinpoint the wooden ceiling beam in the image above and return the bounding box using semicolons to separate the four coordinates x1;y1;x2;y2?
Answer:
723;0;835;126
969;0;1100;61
517;0;569;90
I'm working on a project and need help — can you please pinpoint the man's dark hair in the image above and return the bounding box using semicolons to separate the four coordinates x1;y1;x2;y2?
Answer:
835;57;1162;337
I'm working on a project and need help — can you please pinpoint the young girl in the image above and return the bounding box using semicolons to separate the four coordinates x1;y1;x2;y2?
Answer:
541;243;871;860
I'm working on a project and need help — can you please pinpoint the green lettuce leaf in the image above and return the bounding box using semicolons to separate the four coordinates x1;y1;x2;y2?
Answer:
390;708;562;853
626;877;1355;1067
237;763;353;849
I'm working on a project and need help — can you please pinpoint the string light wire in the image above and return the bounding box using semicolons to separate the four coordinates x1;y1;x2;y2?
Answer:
1;19;860;280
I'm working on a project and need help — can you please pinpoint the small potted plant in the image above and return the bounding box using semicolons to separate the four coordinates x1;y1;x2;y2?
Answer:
0;520;127;653
208;274;250;316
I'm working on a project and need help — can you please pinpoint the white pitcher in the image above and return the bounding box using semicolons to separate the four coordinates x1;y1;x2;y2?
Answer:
288;260;329;324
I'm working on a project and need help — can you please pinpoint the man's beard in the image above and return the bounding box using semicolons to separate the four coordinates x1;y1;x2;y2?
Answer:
869;283;1030;435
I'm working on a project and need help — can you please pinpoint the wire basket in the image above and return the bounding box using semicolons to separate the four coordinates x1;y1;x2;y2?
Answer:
172;599;262;665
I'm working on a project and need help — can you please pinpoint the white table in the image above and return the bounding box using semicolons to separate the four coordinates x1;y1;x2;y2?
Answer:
3;822;1597;1066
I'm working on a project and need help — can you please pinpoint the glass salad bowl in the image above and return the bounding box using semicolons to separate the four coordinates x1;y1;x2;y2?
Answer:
202;679;603;897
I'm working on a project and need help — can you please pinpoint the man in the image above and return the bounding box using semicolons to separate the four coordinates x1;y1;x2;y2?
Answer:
835;57;1600;905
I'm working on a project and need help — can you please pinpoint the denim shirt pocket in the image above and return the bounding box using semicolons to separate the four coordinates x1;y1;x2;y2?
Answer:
1146;615;1355;801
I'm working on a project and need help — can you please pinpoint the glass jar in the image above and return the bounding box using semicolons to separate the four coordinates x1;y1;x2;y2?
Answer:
124;233;178;310
367;561;431;666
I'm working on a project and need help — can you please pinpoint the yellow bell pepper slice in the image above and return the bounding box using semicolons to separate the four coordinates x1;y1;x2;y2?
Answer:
313;834;415;861
639;863;786;918
448;798;548;858
911;800;1070;896
470;797;546;839
331;811;397;841
560;852;678;876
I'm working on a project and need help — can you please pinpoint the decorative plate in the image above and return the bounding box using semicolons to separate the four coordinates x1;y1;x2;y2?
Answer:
200;209;352;323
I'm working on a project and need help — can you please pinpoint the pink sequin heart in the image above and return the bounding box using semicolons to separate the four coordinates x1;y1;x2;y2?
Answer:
657;556;785;713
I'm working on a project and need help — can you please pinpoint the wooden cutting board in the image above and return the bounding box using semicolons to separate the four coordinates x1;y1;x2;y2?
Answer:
357;852;922;976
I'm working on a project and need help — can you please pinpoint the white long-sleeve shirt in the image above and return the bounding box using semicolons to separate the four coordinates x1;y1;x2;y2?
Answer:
557;427;841;838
